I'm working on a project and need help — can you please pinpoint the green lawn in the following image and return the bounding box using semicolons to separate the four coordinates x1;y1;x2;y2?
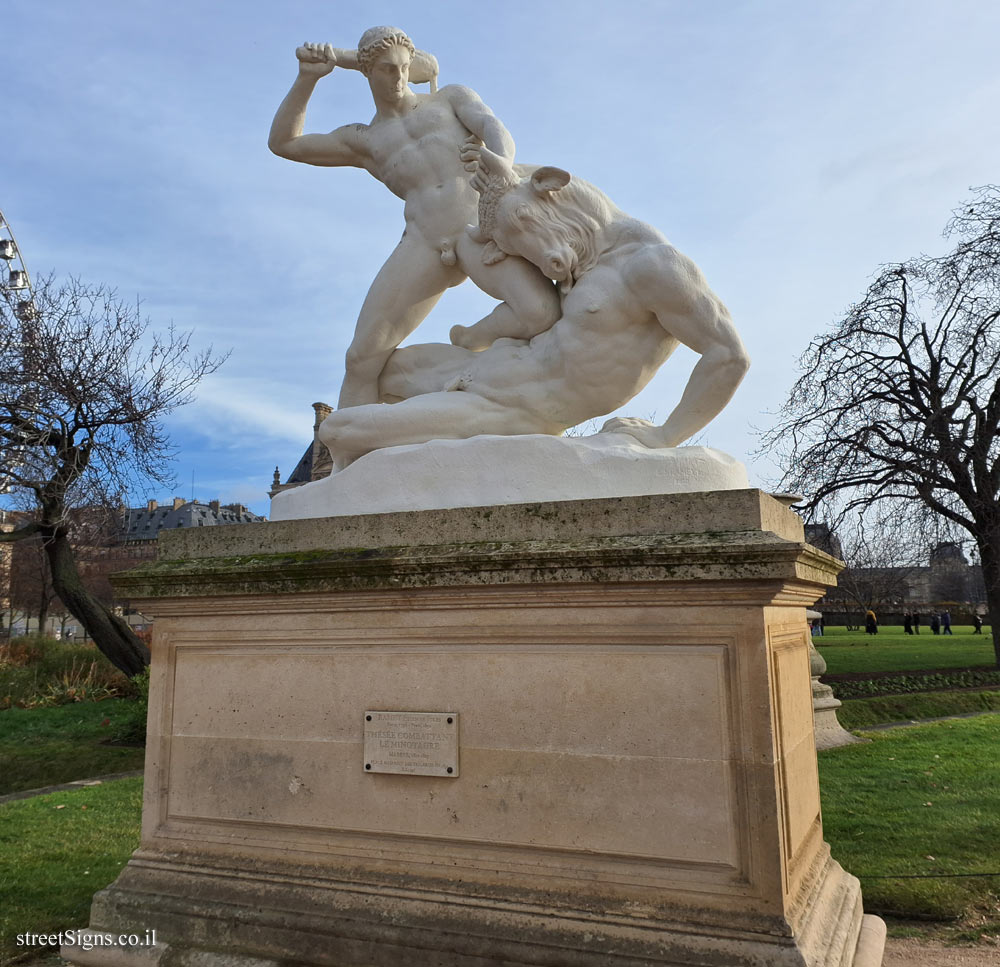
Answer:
0;702;146;796
815;627;996;675
0;778;142;966
819;714;1000;932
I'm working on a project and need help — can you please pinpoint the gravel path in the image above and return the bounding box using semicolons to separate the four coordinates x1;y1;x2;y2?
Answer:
882;938;998;966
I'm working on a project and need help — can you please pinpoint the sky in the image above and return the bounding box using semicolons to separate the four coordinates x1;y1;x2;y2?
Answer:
3;0;999;517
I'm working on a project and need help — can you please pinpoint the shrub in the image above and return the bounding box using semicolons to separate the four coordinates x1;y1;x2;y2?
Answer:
108;667;150;745
36;657;123;706
0;635;135;708
830;668;1000;699
0;634;58;666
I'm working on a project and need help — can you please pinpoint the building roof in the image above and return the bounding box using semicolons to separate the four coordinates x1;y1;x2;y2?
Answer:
284;445;314;486
121;500;266;542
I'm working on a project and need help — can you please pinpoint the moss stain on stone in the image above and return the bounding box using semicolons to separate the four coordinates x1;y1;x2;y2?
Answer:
110;526;839;602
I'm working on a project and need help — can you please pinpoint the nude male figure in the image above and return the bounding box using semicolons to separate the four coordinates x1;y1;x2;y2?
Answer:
268;26;560;409
318;151;750;464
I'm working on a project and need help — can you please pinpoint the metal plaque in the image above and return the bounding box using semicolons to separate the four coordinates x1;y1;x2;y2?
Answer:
363;711;459;777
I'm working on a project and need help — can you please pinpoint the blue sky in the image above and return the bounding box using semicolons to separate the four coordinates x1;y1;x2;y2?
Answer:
4;0;999;517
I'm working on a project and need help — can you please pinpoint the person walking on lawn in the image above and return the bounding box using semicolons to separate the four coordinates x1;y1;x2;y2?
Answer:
942;610;953;635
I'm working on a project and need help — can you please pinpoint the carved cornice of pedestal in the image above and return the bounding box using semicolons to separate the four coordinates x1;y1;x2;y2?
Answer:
112;491;842;605
115;534;841;608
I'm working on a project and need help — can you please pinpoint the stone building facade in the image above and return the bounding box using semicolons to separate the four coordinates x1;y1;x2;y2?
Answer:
804;525;987;617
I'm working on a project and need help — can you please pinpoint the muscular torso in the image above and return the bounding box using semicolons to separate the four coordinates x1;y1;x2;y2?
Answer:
472;255;678;426
363;93;481;242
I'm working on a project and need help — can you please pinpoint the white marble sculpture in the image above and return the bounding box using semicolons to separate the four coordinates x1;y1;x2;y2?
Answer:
317;144;749;464
269;27;560;410
269;28;750;518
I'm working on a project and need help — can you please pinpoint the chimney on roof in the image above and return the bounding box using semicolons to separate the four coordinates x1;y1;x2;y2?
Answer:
312;402;335;481
209;500;220;513
147;499;157;512
173;497;185;510
312;402;333;429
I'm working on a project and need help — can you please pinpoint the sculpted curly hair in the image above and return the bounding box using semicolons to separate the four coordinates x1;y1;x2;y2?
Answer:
356;26;415;75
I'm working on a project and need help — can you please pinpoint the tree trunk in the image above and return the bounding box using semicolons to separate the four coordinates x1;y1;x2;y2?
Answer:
43;529;150;675
977;533;1000;669
37;601;49;637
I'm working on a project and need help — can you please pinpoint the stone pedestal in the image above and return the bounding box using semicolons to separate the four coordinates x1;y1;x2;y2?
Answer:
809;643;865;751
65;490;884;967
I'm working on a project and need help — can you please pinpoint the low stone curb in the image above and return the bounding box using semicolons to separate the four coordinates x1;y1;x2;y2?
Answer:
0;770;144;806
856;709;1000;732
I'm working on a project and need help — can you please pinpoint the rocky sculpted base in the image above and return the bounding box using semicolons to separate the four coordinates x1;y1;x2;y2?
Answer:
271;433;749;520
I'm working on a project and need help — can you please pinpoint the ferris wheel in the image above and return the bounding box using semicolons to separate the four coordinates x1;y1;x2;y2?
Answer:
0;209;38;495
0;208;36;320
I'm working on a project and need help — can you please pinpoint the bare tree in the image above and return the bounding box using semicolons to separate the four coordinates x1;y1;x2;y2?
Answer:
10;532;57;633
817;511;922;624
0;276;224;674
762;186;1000;665
0;512;13;634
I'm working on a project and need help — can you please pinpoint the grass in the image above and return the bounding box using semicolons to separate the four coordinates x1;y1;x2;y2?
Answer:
819;714;1000;935
0;702;146;796
837;688;1000;730
0;778;142;967
814;626;996;675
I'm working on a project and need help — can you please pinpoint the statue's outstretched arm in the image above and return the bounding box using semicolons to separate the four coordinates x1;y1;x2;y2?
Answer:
603;245;750;448
268;44;369;167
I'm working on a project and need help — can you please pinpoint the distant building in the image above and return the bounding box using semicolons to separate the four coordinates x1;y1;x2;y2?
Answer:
269;402;335;499
804;523;844;561
807;525;987;615
2;498;266;638
121;497;266;544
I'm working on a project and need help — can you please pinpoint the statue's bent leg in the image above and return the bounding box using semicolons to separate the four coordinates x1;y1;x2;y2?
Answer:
320;390;545;462
450;235;560;349
338;236;465;408
379;344;475;402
